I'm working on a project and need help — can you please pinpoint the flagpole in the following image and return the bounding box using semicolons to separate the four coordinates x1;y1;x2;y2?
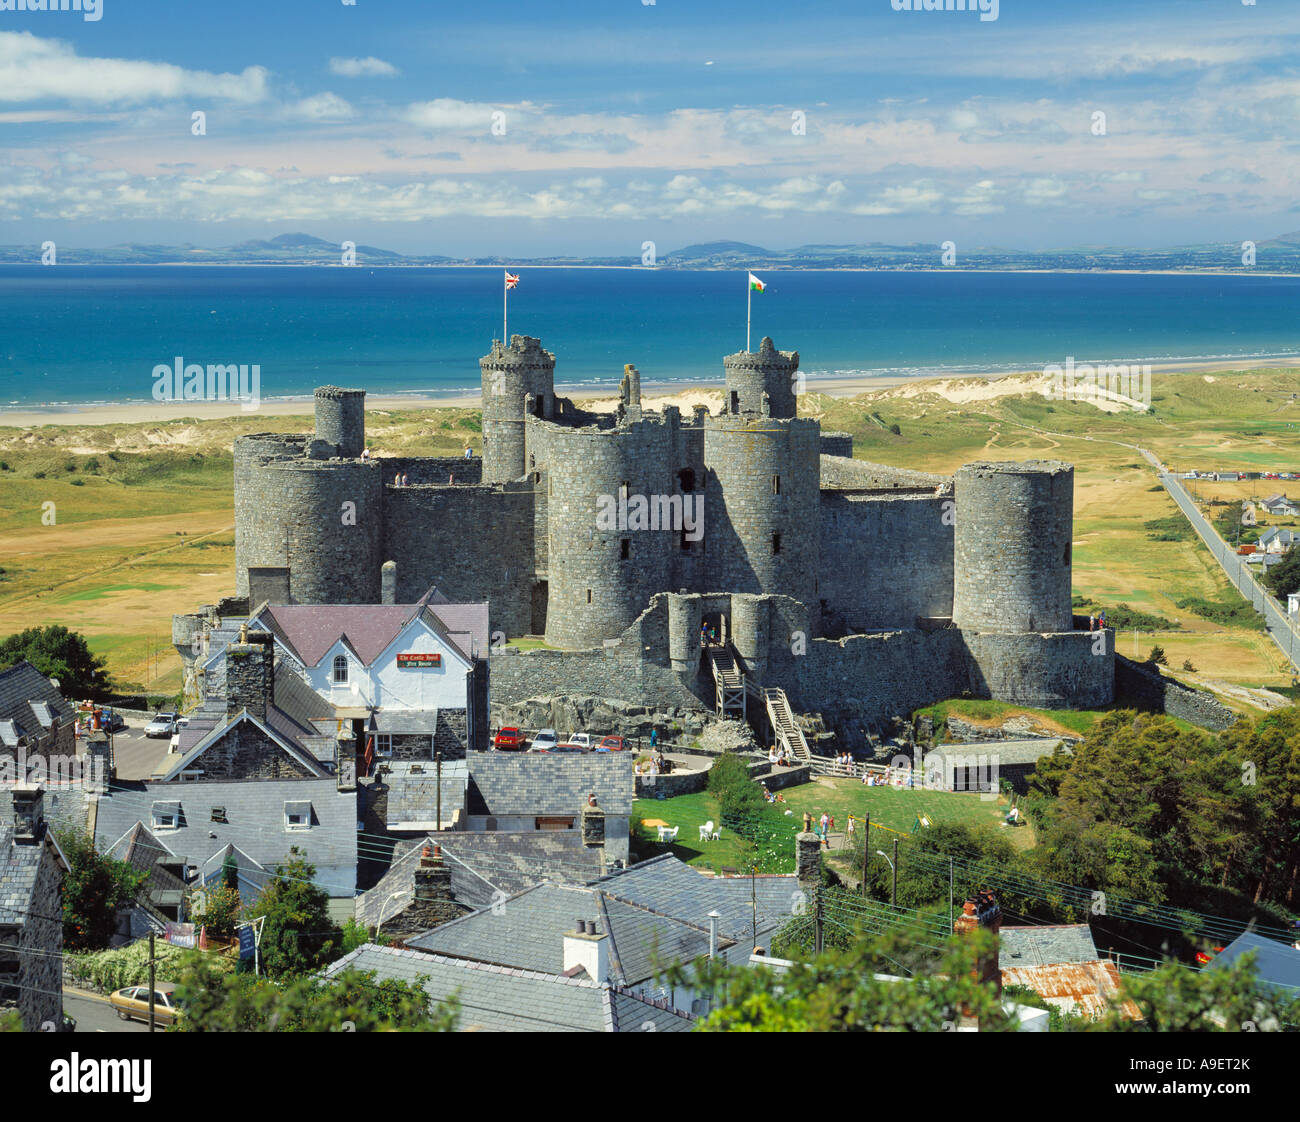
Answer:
746;269;751;352
503;270;508;343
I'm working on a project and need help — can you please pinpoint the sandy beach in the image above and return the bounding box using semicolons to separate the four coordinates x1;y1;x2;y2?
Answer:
2;353;1298;429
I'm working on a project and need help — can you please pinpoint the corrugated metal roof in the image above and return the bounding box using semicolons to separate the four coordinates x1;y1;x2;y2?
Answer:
1001;959;1141;1020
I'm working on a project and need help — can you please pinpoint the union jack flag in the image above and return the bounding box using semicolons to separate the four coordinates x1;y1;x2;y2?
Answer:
504;271;520;288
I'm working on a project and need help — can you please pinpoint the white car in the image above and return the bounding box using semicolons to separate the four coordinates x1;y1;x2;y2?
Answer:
529;728;559;752
567;733;595;749
144;712;178;738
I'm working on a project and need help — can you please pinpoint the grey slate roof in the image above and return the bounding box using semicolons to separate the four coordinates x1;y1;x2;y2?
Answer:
927;739;1066;767
0;790;67;926
102;822;186;908
157;707;328;782
321;943;693;1032
92;778;357;898
999;925;1099;971
0;662;71;745
1209;932;1300;994
466;750;634;817
384;760;468;831
595;854;799;942
355;829;605;927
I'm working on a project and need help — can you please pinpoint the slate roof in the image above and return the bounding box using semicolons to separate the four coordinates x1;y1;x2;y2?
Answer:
156;708;328;782
928;740;1067;767
466;751;634;817
355;829;605;927
0;790;68;926
102;822;186;909
999;925;1099;970
257;600;489;668
593;854;799;942
1209;932;1300;994
0;662;71;745
383;760;468;831
92;778;357;898
321;943;693;1032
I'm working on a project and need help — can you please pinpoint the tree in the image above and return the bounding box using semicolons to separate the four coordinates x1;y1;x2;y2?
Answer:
1147;644;1168;666
171;956;458;1032
189;881;242;941
57;829;148;951
244;854;341;978
1264;545;1300;601
0;625;112;699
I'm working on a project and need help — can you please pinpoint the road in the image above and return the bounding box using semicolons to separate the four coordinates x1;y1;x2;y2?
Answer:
76;718;171;781
1158;471;1300;671
63;987;150;1033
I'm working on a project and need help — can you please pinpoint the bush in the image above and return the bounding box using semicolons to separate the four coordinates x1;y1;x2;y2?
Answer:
66;940;229;994
1148;645;1168;666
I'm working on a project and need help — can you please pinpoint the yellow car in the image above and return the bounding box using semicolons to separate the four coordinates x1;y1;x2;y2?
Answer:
109;983;181;1027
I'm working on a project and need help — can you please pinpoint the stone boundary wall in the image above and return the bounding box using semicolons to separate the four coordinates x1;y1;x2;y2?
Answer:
819;454;947;490
963;630;1115;709
1114;655;1237;731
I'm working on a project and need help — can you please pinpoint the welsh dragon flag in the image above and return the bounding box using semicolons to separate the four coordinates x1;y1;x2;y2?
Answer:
748;272;766;293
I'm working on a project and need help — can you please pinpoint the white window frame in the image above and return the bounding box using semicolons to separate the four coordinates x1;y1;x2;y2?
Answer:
284;806;312;831
152;811;179;831
332;655;349;685
375;733;392;758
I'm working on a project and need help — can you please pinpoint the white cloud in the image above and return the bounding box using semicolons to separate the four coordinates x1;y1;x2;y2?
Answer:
329;56;399;78
0;31;268;105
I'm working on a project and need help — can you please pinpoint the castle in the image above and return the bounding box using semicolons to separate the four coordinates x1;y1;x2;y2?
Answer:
183;334;1114;748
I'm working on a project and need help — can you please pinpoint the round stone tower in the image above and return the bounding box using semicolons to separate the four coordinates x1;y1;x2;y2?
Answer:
722;336;799;418
313;386;366;458
234;433;307;598
952;460;1073;633
703;414;821;603
544;420;674;649
480;335;556;484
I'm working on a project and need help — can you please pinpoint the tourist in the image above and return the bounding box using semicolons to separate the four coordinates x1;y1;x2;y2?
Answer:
465;446;473;459
635;760;643;776
768;745;778;765
394;472;402;487
401;472;409;487
360;447;370;461
1088;613;1095;632
650;728;659;749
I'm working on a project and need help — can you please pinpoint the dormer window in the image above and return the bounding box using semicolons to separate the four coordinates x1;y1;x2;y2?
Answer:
332;655;349;685
151;801;181;831
284;801;312;831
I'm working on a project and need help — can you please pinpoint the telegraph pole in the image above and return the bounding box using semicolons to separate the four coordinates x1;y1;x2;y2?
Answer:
861;813;870;896
892;838;899;908
147;930;156;1032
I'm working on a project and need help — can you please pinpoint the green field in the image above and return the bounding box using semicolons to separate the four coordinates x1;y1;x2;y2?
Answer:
633;777;1028;875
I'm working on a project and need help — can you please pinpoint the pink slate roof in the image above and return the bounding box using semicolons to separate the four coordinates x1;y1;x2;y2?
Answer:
262;601;489;668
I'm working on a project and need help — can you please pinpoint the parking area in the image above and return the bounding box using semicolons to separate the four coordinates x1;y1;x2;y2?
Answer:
77;716;172;781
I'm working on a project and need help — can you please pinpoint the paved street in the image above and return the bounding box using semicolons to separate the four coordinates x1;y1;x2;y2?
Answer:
63;987;150;1034
76;717;172;781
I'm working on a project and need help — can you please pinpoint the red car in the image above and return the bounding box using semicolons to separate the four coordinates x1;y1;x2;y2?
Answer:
494;727;525;750
595;735;626;752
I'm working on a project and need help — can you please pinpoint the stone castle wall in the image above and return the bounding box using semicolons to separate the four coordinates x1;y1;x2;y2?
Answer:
963;629;1115;709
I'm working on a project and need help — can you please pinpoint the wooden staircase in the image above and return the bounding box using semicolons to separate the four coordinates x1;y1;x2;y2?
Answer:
763;687;810;764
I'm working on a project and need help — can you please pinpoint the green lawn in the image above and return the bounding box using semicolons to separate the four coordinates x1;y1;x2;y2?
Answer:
632;791;802;874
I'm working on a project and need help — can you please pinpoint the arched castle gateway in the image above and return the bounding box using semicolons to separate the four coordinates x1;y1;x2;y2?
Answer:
199;334;1113;744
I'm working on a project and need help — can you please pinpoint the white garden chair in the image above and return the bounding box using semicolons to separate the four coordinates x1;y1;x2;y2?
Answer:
699;821;714;842
657;825;679;843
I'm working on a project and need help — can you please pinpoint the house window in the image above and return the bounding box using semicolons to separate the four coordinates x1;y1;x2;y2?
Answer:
332;655;348;685
151;805;179;831
284;802;312;831
210;807;227;824
375;733;392;757
772;532;782;554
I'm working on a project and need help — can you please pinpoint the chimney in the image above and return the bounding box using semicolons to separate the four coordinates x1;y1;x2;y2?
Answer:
954;889;1003;1015
580;793;605;848
226;628;274;721
707;909;721;959
414;844;453;903
11;784;43;844
563;917;609;982
335;727;357;792
382;561;397;606
84;731;112;794
796;829;822;891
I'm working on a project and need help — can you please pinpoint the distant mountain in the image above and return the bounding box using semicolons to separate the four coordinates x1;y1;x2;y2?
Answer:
4;230;1300;272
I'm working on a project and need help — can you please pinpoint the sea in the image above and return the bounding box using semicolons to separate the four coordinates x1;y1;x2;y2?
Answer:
1;264;1298;411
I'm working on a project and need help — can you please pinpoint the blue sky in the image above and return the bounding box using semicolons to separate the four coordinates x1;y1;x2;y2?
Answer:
0;0;1295;254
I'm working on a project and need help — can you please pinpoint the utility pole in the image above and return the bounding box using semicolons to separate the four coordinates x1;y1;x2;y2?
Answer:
891;837;899;908
861;813;870;896
148;930;156;1032
949;857;955;934
813;883;823;955
435;749;442;833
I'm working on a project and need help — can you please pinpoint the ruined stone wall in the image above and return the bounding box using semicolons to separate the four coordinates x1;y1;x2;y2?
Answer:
382;482;535;639
233;433;308;597
963;630;1115;709
819;492;954;631
382;457;482;486
1114;655;1236;731
820;432;854;458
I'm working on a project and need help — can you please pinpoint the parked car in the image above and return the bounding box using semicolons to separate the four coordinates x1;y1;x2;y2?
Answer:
144;712;178;738
493;727;525;750
98;708;127;733
168;717;190;753
530;728;559;752
551;742;588;753
568;733;595;749
595;735;626;752
109;983;181;1027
